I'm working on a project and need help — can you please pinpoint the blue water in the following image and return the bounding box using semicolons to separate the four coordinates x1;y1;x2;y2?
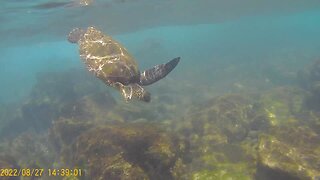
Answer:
1;2;320;102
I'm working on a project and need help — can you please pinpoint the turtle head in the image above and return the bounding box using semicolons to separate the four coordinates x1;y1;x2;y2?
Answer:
130;88;150;102
138;90;151;102
68;28;85;43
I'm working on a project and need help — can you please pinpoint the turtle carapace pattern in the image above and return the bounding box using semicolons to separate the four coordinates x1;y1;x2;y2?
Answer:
68;27;180;102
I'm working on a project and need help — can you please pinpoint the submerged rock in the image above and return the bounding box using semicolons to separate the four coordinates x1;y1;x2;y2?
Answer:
298;59;320;112
192;162;254;180
0;104;26;138
257;126;320;180
61;92;116;122
260;86;306;127
54;122;185;180
49;118;93;153
183;94;269;143
0;132;54;170
189;142;257;179
4;70;116;134
111;99;176;123
0;154;20;180
170;94;269;179
176;91;319;179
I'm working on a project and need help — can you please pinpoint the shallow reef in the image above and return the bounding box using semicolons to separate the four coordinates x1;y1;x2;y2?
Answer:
23;70;114;128
257;125;320;179
0;70;116;138
170;94;270;179
48;118;94;154
259;86;306;127
0;131;54;171
50;119;186;180
298;59;320;112
0;154;20;180
170;88;320;179
0;66;320;179
180;94;270;143
60;92;116;122
0;103;24;139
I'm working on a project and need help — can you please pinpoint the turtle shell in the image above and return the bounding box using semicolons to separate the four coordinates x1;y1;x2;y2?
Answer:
78;27;140;86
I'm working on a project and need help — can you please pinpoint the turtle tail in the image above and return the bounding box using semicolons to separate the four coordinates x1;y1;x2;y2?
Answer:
139;57;180;86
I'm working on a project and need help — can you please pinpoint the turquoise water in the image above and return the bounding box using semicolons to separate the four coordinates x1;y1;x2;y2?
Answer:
2;2;320;102
1;1;320;179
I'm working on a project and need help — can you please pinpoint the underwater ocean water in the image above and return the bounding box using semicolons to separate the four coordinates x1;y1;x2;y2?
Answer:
1;0;320;179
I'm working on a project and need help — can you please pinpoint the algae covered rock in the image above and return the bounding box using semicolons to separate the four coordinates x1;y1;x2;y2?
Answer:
298;59;320;112
30;70;101;105
171;94;267;179
260;86;306;126
184;94;269;143
188;141;258;180
0;103;26;138
257;126;320;179
298;59;320;89
19;70;95;131
17;70;116;133
60;92;116;122
49;118;93;153
0;154;20;180
111;99;176;123
59;123;185;180
192;162;254;180
0;132;54;170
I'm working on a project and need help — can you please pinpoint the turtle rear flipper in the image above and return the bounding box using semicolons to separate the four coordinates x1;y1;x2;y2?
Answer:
139;57;180;86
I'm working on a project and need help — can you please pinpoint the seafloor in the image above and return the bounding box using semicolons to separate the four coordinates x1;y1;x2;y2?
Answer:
0;58;320;180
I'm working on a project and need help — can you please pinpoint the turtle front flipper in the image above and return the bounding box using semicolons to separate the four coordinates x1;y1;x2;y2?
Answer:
117;83;151;102
139;57;180;86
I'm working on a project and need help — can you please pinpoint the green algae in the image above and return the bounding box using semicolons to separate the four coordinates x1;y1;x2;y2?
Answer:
192;162;253;180
51;121;185;180
0;132;55;171
49;118;93;153
260;86;306;127
179;94;269;144
63;176;80;180
258;126;320;179
61;92;116;122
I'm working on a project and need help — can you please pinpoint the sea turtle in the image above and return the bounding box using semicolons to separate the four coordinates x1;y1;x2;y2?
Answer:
68;27;180;102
